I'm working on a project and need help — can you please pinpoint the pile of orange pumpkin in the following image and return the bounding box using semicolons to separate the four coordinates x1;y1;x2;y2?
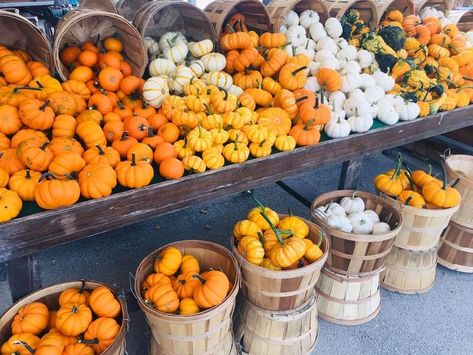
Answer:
0;283;122;354
233;193;324;270
374;154;461;209
141;247;231;315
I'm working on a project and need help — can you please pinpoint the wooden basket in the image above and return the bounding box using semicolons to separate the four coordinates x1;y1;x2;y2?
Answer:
445;155;473;229
232;215;329;311
0;10;53;69
311;190;402;276
438;221;473;273
204;0;272;39
134;1;216;54
413;0;465;14
386;196;459;251
53;9;147;81
323;0;379;27
374;0;415;24
381;245;437;294
79;0;117;13
0;280;128;355
150;330;237;355
448;9;473;35
316;268;381;325
234;294;319;354
134;240;240;354
116;0;151;21
266;0;330;33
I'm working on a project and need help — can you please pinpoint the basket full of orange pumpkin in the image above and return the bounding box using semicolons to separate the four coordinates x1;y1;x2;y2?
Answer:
0;280;127;355
231;191;328;311
374;154;461;250
133;240;239;354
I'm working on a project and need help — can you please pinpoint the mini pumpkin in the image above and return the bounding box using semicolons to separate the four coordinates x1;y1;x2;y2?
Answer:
193;270;229;309
89;286;121;318
79;163;117;199
144;284;179;313
34;173;81;210
115;153;154;188
0;187;22;222
83;317;121;353
154;246;182;276
12;302;49;335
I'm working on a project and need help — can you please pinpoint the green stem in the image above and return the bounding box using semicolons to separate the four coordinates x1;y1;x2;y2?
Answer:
192;273;206;284
257;231;264;245
405;195;413;206
391;153;402;181
247;191;285;245
316;232;323;247
439;160;448;190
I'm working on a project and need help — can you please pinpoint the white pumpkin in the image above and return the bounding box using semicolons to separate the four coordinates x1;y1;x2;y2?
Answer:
349;89;365;100
316;37;337;54
309;22;327;42
314;49;334;63
359;73;376;89
303;76;321;92
363;210;380;224
335;38;349;49
144;36;160;56
169;66;194;94
284;10;299;27
285;25;307;47
372;71;395;92
280;24;288;34
329;91;346;110
227;84;243;97
309;61;321;76
343;96;372;117
357;49;373;69
324;116;351;138
372;222;391;235
341;193;365;214
188;39;214;58
188;60;205;77
201;53;226;72
295;45;315;61
159;32;187;51
320;57;341;70
341;61;361;75
325;17;343;39
206;70;233;90
341;73;362;93
149;58;176;77
377;104;399;125
348;114;373;132
377;95;396;107
302;38;316;50
348;212;374;234
327;213;353;233
300;9;320;29
364;86;385;104
163;41;188;63
142;77;169;108
336;45;357;62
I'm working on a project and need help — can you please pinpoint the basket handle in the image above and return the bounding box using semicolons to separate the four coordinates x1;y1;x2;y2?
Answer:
311;207;328;230
117;289;130;332
128;272;139;301
441;148;451;160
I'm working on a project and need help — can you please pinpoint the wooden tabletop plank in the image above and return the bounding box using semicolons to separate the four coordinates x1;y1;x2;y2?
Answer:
0;107;471;263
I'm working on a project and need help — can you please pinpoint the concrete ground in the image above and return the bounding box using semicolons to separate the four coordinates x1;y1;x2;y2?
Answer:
0;152;472;354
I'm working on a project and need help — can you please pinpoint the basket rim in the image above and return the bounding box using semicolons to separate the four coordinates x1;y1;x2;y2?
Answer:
445;154;473;186
383;192;461;217
311;190;403;242
134;240;240;321
232;214;330;278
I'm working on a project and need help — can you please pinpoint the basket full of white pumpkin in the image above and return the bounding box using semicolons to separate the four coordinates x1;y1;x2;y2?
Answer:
311;190;403;276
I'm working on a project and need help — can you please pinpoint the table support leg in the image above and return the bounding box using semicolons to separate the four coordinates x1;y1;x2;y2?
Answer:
6;254;42;302
338;158;363;190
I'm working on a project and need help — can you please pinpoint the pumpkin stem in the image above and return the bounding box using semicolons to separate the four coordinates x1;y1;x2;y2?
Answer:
80;279;86;294
38;172;57;182
391;153;403;181
72;305;78;313
439;159;448;190
233;135;239;150
295;95;308;103
117;100;125;109
292;46;296;57
288;208;293;216
12;86;41;94
292;66;307;75
96;145;105;155
12;341;35;354
225;23;236;33
40;100;50;111
303;119;315;130
192;273;206;284
147;126;155;137
450;177;460;189
139;123;148;132
257;231;264;245
427;164;432;176
131;153;137;167
324;201;333;213
405;195;413;206
39;141;49;150
120;131;129;141
79;339;99;345
35;80;44;89
316;232;323;247
25;169;31;179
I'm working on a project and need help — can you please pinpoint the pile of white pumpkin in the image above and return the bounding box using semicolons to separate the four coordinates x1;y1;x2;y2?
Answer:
280;10;420;138
315;193;391;235
142;32;237;108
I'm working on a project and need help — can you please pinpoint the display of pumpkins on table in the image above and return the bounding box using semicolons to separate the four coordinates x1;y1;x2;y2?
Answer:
233;191;324;270
0;282;122;354
374;153;461;209
141;247;231;315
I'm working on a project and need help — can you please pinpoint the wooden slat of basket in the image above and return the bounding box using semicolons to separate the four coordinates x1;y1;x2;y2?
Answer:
438;221;473;273
374;0;415;24
116;0;152;21
446;155;473;228
266;0;329;32
323;0;379;27
449;9;473;32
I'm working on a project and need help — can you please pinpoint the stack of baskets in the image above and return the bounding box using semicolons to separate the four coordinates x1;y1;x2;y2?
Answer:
134;241;240;355
232;216;328;354
437;155;473;273
311;191;402;325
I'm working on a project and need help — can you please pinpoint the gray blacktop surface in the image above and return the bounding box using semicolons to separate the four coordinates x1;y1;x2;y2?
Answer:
0;152;472;354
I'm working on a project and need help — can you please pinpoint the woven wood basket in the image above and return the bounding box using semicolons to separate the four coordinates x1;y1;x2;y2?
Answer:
79;0;117;13
232;215;329;311
150;329;237;355
116;0;151;21
0;10;53;69
266;0;330;33
374;0;415;24
53;9;147;81
134;1;216;54
413;0;465;14
438;221;473;273
134;240;240;354
445;155;473;228
316;267;381;325
381;245;437;294
323;0;379;27
384;195;460;251
448;9;473;36
234;294;319;354
0;280;128;355
311;190;402;276
204;0;272;39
